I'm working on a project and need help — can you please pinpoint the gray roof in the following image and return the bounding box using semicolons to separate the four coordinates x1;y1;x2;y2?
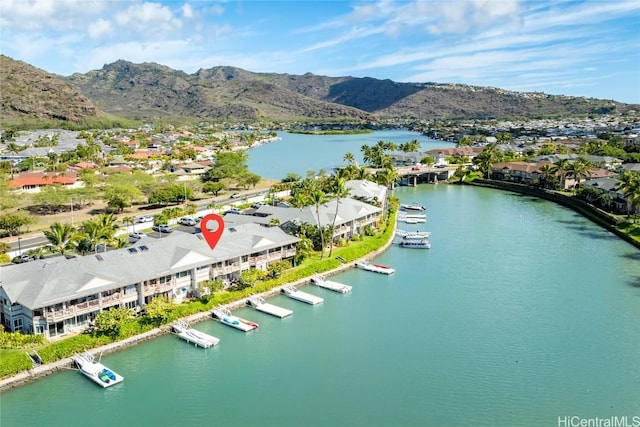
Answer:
583;177;620;192
345;180;387;203
246;197;381;229
1;223;298;309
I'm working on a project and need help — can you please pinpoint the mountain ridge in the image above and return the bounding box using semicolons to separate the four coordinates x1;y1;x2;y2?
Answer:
2;56;637;126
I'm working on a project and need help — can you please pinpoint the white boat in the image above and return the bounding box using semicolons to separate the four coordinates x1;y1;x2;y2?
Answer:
247;294;293;318
396;230;431;239
399;239;431;249
311;275;352;293
72;352;124;388
281;285;324;305
397;213;426;223
171;320;220;348
400;203;425;211
355;260;395;275
212;306;259;332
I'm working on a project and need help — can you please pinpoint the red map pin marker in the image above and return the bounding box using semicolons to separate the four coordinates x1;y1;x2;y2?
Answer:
200;213;225;250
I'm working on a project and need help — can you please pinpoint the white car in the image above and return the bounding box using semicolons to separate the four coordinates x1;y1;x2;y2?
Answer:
129;232;146;239
178;217;196;226
136;215;153;223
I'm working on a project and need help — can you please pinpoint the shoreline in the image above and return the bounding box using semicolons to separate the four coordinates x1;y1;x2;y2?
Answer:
0;219;397;392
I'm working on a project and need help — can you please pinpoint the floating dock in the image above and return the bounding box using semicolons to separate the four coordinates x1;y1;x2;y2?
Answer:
281;285;324;305
212;306;259;332
247;295;293;318
72;352;124;388
172;320;220;348
311;275;352;293
355;260;396;275
397;213;427;224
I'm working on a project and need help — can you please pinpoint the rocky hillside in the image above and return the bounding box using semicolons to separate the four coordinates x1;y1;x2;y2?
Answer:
65;61;374;122
0;55;100;124
66;62;636;121
2;56;637;126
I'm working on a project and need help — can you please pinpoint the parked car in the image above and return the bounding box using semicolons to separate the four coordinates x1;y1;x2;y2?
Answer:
136;215;153;223
129;232;146;239
178;217;196;226
230;193;240;199
225;208;241;215
12;254;35;264
152;224;173;233
251;202;264;209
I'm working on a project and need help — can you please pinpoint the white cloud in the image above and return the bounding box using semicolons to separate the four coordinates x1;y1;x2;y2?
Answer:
182;3;193;19
115;2;182;38
88;18;112;39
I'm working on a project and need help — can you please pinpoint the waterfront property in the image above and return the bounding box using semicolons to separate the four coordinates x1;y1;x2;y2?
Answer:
0;223;298;340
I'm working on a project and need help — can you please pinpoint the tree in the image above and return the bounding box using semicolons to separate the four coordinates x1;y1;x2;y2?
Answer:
145;296;175;325
566;158;592;189
93;307;133;337
198;279;224;299
399;139;421;152
328;176;350;257
457;136;473;147
473;143;501;179
551;158;571;189
618;170;640;220
0;212;34;236
308;187;329;259
537;164;558;189
203;181;226;196
43;222;77;256
267;260;290;278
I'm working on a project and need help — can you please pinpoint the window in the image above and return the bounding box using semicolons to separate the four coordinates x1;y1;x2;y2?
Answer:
13;318;23;330
242;255;249;262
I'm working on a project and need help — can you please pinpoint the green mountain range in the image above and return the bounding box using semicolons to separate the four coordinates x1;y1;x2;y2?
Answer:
1;55;636;126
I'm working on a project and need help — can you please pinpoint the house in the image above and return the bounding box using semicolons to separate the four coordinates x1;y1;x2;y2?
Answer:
9;170;78;192
222;197;383;243
0;223;299;340
490;162;549;185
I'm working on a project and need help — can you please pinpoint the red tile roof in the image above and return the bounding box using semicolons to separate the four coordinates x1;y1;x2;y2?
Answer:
10;171;77;188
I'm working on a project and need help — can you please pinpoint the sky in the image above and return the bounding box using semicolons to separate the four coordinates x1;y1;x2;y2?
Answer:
1;0;639;104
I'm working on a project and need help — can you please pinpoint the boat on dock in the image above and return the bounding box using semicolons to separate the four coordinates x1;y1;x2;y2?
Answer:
400;203;425;211
171;320;220;348
281;285;324;305
355;260;395;275
311;275;352;293
72;352;124;388
399;239;431;249
212;306;259;331
397;213;427;224
396;229;431;239
247;294;293;318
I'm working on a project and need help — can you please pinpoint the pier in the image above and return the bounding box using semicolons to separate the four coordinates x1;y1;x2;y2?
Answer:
247;295;293;318
171;320;220;348
281;285;324;305
310;275;352;293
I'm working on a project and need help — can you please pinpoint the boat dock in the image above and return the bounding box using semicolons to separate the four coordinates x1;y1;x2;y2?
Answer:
311;275;352;293
171;320;220;348
397;213;427;223
281;285;324;305
247;295;293;318
212;306;259;332
72;352;124;388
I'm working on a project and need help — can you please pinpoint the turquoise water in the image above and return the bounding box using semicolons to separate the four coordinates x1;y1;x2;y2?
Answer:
247;129;453;178
2;184;639;427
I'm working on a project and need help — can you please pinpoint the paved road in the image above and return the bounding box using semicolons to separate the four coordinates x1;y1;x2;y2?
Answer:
3;189;272;257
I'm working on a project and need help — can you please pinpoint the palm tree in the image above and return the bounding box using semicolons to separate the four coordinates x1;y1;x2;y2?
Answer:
618;171;640;221
43;222;77;256
375;166;399;190
551;158;571;189
308;187;329;259
473;142;501;179
328;177;351;257
566;158;592;190
343;152;358;167
537;164;558;189
122;216;135;233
